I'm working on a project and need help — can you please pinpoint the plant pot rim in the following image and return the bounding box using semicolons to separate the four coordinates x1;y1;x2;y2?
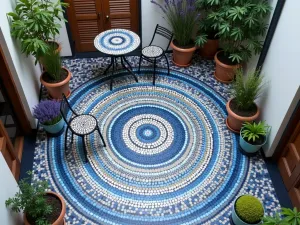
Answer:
24;191;66;225
233;195;264;225
40;117;63;127
171;40;197;52
214;51;240;69
226;98;260;121
40;67;71;88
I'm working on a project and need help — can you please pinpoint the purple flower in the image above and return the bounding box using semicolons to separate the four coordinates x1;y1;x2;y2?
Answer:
33;100;62;125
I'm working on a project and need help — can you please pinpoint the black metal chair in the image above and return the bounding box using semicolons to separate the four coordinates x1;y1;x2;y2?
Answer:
138;24;173;85
60;94;106;163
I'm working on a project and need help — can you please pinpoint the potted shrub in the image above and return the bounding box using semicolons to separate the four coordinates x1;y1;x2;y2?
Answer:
40;44;71;99
8;0;68;63
226;69;264;133
195;0;220;59
33;100;65;135
151;0;199;67
208;0;271;83
262;207;300;225
240;121;269;154
5;171;66;225
232;195;264;225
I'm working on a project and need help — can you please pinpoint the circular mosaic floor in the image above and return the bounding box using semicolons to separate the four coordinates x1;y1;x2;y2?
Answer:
45;68;250;224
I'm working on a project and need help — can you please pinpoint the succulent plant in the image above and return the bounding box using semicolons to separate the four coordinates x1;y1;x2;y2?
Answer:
236;195;264;224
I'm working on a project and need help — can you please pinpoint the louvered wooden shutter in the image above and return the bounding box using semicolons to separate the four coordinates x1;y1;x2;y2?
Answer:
102;0;139;32
66;0;103;52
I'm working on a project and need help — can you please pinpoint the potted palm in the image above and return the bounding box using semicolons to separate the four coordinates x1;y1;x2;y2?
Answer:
33;100;65;135
232;195;264;225
195;0;220;59
208;0;271;83
226;69;264;133
240;121;270;154
5;171;66;225
8;0;68;63
151;0;199;67
40;44;71;99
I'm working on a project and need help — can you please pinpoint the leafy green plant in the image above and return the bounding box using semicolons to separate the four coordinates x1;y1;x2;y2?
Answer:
151;0;200;47
42;44;62;81
262;208;300;225
231;69;264;111
7;0;68;62
5;171;52;225
235;195;264;224
195;0;220;47
200;0;271;63
242;121;269;143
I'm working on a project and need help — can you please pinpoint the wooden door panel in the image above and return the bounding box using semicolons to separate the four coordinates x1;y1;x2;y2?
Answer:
66;0;103;52
289;178;300;208
103;0;139;32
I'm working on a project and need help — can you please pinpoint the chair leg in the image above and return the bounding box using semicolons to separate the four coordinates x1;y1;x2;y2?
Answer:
153;58;157;85
97;127;106;147
64;126;69;150
110;57;115;91
164;53;170;76
82;136;88;163
138;55;142;74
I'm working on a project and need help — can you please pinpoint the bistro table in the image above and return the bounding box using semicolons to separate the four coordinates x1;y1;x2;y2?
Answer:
94;29;140;90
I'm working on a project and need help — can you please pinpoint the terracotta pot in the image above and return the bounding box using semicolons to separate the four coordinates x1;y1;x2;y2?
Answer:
24;191;66;225
47;41;62;53
40;67;71;100
226;99;260;133
214;51;240;83
170;40;197;67
200;39;219;59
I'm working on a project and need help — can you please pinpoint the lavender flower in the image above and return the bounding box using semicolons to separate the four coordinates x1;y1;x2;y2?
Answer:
151;0;200;46
33;100;62;125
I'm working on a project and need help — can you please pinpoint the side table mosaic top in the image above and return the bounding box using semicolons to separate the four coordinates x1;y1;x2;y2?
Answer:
94;29;141;55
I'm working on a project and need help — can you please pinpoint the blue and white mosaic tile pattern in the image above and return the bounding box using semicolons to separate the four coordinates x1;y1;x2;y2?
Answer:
33;55;281;225
94;29;140;55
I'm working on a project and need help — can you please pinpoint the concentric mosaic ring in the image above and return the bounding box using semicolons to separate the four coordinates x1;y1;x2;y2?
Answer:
94;29;140;55
44;68;250;225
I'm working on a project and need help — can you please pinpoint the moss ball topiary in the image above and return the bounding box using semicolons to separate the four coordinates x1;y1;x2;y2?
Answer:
235;195;264;224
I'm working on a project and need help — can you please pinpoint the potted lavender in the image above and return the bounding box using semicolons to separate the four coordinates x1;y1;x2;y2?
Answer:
151;0;199;67
33;100;64;135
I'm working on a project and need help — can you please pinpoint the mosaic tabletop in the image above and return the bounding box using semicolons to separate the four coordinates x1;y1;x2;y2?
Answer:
94;29;140;55
34;56;280;225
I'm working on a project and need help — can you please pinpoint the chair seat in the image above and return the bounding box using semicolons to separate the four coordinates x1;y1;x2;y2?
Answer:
70;115;97;135
142;46;163;58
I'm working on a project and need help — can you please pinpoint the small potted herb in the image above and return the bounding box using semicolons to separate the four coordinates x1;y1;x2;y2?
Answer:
262;207;300;225
151;0;199;67
33;100;64;135
232;195;264;225
40;44;71;99
226;69;264;133
5;171;66;225
240;121;269;154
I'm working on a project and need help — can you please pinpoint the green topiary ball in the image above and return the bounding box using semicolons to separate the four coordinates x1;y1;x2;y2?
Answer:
235;195;264;224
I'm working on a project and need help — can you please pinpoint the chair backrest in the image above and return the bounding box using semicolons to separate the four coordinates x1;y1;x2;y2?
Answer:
60;94;78;125
149;24;173;51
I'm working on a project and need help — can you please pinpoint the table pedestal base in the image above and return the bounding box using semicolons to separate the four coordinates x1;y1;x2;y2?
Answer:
103;56;139;90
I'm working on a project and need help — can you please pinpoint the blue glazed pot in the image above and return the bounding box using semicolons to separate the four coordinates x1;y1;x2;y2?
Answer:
239;129;267;154
40;118;64;135
232;196;264;225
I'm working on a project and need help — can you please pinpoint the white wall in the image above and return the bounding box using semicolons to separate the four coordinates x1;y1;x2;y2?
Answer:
0;0;42;129
0;153;23;225
255;0;300;157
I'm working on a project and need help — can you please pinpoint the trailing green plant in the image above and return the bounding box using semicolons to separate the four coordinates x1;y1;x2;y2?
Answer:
262;207;300;225
5;171;52;225
201;0;272;63
231;69;264;111
241;121;269;143
7;0;68;62
42;44;62;81
195;0;220;47
151;0;200;47
235;195;264;224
